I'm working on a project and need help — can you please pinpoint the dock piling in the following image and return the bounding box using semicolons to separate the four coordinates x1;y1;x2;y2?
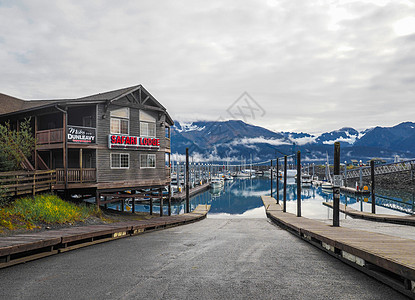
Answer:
371;160;375;214
276;158;279;204
296;151;301;217
283;155;287;212
333;142;340;227
186;148;190;213
270;160;273;197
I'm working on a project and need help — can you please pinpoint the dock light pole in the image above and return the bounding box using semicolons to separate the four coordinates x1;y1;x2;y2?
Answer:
270;160;273;197
296;151;301;217
333;142;341;227
186;148;190;213
283;155;287;212
276;158;279;204
371;160;376;214
344;161;348;187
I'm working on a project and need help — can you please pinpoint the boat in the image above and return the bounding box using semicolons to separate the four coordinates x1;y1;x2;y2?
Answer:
234;171;250;178
210;177;224;188
321;182;333;190
224;174;233;181
301;174;312;187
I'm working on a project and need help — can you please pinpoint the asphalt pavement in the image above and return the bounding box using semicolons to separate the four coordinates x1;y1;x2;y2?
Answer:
0;218;408;300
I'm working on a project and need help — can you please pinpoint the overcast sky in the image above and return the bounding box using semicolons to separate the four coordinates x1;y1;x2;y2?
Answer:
0;0;414;134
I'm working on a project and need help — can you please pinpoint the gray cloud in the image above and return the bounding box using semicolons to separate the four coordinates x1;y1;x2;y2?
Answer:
0;0;414;133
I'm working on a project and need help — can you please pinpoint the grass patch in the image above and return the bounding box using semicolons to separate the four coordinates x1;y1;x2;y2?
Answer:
0;194;101;232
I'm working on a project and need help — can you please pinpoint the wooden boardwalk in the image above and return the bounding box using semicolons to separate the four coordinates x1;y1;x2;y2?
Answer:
323;201;415;226
0;204;210;269
261;196;415;298
171;182;210;201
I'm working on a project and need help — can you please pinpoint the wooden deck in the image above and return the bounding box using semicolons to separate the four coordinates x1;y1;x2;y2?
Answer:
0;204;210;269
261;196;415;298
171;182;210;201
323;201;415;226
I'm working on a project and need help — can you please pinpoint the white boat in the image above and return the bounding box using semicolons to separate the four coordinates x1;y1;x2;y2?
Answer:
224;174;233;181
301;174;312;187
210;177;224;188
321;182;333;190
234;171;250;178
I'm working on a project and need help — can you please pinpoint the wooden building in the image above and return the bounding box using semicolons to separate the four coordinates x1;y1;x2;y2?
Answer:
0;85;173;199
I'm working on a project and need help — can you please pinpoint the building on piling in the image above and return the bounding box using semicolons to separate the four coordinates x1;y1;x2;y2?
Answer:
0;85;174;199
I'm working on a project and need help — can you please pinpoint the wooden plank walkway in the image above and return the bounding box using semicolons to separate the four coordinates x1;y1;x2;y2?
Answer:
171;182;210;201
0;204;210;269
261;196;415;298
323;201;415;226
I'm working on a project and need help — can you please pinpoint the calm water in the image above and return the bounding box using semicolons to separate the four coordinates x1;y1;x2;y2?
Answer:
109;177;414;219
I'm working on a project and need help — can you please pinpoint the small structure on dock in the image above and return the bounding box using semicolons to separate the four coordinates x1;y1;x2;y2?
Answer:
0;85;174;205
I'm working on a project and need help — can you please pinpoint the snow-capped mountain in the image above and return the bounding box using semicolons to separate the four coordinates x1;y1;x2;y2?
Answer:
171;120;415;162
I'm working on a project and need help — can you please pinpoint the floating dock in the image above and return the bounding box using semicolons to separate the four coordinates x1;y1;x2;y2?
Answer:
261;196;415;298
0;205;210;269
323;202;415;226
171;182;210;201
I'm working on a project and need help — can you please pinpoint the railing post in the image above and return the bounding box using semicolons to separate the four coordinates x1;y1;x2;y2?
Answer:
283;155;287;212
371;160;376;214
270;160;273;197
276;158;279;204
296;151;301;217
32;172;36;196
333;142;340;227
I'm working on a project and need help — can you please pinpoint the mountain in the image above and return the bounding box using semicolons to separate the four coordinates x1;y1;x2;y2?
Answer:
171;120;415;162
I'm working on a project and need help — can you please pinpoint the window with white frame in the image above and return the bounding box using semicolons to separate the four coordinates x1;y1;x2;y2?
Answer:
140;110;156;137
140;154;156;168
110;107;129;135
111;153;129;169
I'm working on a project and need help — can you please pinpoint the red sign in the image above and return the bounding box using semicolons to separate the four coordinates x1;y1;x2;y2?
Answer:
108;135;160;150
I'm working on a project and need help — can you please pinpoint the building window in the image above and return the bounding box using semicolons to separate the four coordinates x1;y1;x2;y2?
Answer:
140;154;156;168
165;126;170;139
140;110;156;137
111;153;129;169
111;107;129;135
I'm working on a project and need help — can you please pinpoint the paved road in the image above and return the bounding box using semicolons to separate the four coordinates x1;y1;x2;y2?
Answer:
0;218;407;300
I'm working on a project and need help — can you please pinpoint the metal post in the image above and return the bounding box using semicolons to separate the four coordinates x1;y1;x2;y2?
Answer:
296;151;301;217
359;166;363;190
371;160;375;214
270;160;273;197
283;155;287;212
276;158;279;204
186;148;190;213
333;142;340;227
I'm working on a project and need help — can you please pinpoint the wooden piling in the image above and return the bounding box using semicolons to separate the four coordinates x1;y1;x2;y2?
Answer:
283;155;287;213
371;160;375;214
168;184;172;216
150;197;153;215
270;159;273;197
159;188;163;217
276;158;279;204
186;148;190;213
296;151;301;217
333;142;340;227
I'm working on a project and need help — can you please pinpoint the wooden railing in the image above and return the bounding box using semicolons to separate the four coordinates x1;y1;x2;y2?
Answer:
36;128;64;145
56;168;96;183
0;170;56;196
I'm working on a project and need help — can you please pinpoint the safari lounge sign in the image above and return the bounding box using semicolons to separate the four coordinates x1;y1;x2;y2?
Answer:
108;135;160;150
67;126;96;143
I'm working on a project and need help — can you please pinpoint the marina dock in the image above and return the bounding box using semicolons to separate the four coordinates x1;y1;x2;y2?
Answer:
171;182;210;201
323;201;415;226
312;180;371;195
0;204;210;269
262;195;415;298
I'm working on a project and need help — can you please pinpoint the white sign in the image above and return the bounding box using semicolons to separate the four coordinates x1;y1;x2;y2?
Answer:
333;175;342;187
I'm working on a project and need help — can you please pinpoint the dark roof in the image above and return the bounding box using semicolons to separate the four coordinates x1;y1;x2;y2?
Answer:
0;85;173;125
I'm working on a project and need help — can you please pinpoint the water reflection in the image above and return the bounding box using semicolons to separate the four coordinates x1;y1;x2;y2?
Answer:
109;177;414;219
